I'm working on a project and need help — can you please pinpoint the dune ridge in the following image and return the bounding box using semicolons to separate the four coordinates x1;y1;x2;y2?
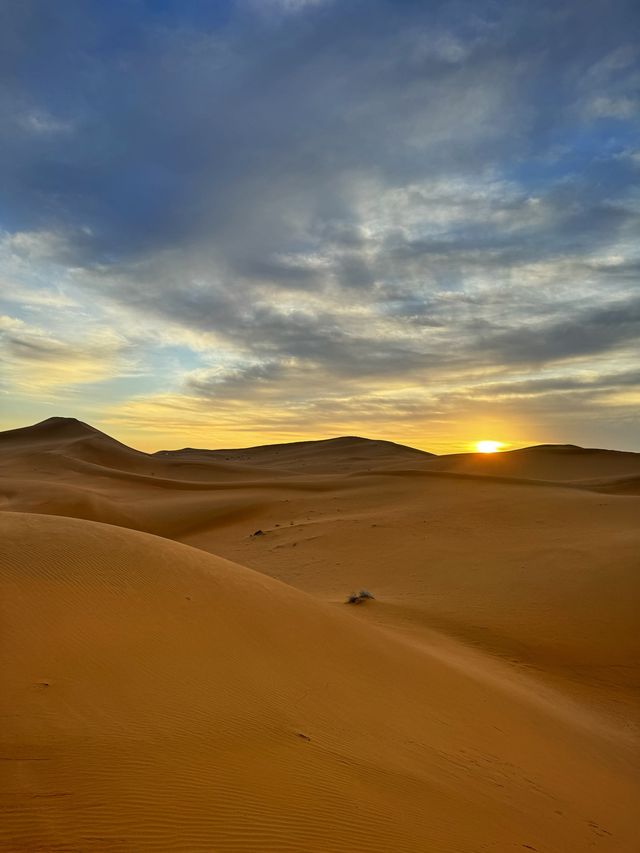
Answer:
4;417;640;482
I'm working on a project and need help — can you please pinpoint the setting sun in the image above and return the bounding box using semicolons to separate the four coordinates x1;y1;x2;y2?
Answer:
476;440;503;454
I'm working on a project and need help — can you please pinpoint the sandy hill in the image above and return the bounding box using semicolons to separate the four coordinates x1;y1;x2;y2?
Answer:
583;473;640;496
158;434;434;474
0;417;268;482
1;418;639;850
0;416;153;474
1;511;636;852
425;443;640;483
0;415;103;446
5;417;640;483
1;419;639;689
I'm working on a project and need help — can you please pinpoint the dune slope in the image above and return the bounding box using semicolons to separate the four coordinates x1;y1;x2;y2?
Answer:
423;444;640;482
1;418;639;718
157;434;434;474
1;512;637;852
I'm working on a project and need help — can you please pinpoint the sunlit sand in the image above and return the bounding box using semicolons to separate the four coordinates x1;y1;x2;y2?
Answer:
1;417;638;852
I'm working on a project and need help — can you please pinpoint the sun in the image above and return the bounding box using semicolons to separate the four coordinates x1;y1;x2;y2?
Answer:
476;440;503;454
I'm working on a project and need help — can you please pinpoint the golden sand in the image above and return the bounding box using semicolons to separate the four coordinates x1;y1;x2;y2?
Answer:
1;418;638;851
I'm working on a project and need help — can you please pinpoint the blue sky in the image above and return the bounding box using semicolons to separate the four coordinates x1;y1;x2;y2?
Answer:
1;0;639;451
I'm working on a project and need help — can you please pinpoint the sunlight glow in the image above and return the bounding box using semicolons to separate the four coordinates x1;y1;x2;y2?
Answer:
476;440;503;454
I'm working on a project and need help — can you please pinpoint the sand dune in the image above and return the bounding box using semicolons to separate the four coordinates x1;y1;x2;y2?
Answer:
158;431;640;482
0;417;270;482
423;443;640;482
158;434;434;474
1;420;639;701
2;512;637;852
4;418;639;482
1;418;639;850
576;474;640;496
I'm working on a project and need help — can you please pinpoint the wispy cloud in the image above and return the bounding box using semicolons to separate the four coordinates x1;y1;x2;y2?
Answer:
0;315;131;393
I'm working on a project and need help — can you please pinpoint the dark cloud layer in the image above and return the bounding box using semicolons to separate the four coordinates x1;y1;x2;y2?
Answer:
3;0;638;256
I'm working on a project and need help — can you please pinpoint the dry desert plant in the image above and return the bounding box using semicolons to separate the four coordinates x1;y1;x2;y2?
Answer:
345;590;375;605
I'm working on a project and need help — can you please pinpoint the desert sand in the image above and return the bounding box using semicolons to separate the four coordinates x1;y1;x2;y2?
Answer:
1;417;639;851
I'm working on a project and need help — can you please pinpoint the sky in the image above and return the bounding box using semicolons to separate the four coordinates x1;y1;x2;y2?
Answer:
1;0;639;453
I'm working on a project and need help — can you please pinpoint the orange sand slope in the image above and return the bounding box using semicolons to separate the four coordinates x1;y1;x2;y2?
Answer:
1;512;637;853
1;418;639;850
1;419;638;687
158;434;435;474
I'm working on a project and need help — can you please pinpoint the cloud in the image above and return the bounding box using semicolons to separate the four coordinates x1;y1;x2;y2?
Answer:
18;111;74;135
475;294;640;366
466;368;640;399
0;0;639;450
0;315;132;393
251;0;334;13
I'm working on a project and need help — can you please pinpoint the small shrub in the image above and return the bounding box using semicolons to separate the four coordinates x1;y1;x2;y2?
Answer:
345;590;375;605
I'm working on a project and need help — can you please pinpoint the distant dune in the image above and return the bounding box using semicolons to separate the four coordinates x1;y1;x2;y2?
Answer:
423;443;640;482
4;417;640;481
157;434;435;474
1;418;639;851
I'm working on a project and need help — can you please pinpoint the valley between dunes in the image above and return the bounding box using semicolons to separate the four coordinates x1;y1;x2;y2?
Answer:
1;417;639;852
